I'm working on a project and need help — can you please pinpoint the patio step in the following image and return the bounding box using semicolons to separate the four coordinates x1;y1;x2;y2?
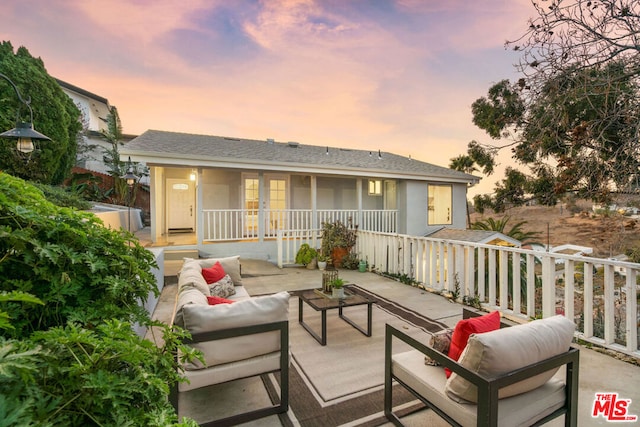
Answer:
164;249;199;261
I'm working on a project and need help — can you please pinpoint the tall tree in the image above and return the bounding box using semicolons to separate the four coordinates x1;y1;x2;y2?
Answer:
0;41;82;184
455;1;640;212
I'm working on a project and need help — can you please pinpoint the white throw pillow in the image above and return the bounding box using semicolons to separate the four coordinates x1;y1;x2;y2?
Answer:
208;274;236;298
445;315;575;403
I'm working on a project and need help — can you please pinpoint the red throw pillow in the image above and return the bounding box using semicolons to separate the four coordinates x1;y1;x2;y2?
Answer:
207;295;235;305
202;261;225;284
446;311;500;377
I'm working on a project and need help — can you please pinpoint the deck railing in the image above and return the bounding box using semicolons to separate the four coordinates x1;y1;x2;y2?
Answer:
277;229;640;358
203;209;396;241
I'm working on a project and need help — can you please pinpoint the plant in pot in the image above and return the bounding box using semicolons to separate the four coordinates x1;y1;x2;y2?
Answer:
317;251;329;270
331;277;345;299
321;220;357;268
295;243;318;269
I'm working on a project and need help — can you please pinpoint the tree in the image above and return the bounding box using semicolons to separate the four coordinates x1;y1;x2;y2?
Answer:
0;41;82;184
455;1;640;211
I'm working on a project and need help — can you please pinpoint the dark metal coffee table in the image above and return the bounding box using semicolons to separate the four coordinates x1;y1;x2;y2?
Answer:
297;285;373;346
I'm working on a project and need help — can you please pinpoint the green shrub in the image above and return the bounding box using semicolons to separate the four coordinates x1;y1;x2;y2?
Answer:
33;182;92;210
0;172;156;338
0;322;200;426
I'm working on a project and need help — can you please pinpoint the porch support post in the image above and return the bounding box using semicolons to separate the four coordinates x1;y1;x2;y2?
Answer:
311;175;317;230
258;172;265;242
357;179;363;228
195;168;203;246
150;166;163;244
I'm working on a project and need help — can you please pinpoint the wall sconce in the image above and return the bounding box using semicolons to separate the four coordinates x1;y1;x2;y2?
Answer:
189;170;196;181
0;72;51;154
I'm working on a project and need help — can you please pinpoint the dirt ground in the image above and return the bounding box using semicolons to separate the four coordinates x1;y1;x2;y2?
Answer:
469;197;640;259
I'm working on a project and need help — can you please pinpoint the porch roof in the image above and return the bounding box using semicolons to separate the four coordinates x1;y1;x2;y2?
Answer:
123;130;479;184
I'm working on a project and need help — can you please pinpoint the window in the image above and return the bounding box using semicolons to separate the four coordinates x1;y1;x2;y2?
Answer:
428;184;452;225
368;179;382;196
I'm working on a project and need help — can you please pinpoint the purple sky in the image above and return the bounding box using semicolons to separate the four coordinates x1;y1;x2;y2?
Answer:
1;0;535;195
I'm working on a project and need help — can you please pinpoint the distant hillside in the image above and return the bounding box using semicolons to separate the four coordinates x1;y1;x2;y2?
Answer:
469;197;640;259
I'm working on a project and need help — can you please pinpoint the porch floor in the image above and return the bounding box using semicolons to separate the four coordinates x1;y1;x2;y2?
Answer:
149;258;640;426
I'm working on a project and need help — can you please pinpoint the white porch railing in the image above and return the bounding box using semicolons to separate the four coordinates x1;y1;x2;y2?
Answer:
203;209;396;241
276;229;640;358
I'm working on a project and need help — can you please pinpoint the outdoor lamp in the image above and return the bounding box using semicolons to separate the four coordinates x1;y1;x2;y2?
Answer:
0;72;51;153
122;157;139;187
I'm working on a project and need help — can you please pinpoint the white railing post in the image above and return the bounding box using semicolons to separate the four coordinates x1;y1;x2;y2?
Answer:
603;264;615;345
541;255;556;318
625;270;638;353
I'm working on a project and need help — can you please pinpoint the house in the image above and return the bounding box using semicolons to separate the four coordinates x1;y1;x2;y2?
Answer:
123;130;479;258
56;78;138;175
425;228;521;247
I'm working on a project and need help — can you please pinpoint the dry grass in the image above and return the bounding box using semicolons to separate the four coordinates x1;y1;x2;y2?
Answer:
470;197;640;259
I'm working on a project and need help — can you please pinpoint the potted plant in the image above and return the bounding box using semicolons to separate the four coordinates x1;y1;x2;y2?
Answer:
295;243;318;269
317;252;329;270
321;220;358;268
331;277;345;299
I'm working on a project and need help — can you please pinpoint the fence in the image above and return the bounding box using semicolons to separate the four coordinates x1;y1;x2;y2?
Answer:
276;229;640;358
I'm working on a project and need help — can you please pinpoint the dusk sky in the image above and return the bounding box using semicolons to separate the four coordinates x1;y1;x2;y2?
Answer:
1;0;535;195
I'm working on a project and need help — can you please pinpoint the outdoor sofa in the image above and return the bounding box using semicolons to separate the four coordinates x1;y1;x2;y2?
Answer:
169;256;290;426
385;309;579;426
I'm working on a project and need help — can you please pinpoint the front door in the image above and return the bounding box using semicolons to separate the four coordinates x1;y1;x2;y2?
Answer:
167;179;195;232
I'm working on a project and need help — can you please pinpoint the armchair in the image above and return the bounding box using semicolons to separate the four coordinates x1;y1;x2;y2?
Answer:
384;313;579;426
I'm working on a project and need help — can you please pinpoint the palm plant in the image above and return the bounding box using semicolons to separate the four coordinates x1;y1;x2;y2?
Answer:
471;216;541;246
471;216;542;314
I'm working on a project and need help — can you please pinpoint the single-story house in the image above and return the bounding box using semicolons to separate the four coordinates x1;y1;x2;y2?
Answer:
123;130;479;259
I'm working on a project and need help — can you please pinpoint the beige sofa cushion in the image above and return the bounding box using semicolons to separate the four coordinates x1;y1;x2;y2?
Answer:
182;256;243;286
178;265;210;296
393;350;567;426
445;315;575;403
181;291;290;370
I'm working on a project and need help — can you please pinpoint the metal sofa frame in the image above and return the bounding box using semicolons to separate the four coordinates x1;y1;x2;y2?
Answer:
170;320;289;427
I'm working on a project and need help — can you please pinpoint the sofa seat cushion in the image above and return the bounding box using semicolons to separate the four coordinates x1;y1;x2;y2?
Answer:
393;350;567;427
445;315;575;403
181;291;290;370
179;351;282;392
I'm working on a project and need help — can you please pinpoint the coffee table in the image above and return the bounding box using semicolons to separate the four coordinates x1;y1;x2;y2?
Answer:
297;285;373;346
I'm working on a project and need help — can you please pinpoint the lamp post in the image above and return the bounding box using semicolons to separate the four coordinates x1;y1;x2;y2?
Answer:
121;157;139;232
0;72;51;154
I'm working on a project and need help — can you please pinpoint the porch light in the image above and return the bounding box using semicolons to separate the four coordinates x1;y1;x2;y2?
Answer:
189;170;196;181
0;72;52;154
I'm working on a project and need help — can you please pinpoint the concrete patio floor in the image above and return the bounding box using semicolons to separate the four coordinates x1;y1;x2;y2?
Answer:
151;258;640;426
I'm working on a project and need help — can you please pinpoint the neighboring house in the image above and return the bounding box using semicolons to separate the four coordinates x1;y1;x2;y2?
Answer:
425;228;521;247
123;130;479;258
56;79;138;176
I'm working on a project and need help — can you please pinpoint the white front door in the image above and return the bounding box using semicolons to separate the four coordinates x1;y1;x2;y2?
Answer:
167;179;195;232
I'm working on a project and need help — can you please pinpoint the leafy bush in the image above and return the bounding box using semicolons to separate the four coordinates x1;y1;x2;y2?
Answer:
0;322;200;426
0;173;200;425
33;182;92;210
0;173;156;338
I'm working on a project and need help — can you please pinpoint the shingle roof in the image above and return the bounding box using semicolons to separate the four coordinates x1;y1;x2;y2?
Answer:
425;228;521;247
123;130;479;183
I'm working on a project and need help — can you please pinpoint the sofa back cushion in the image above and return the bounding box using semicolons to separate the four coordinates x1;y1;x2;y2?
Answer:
445;315;575;403
183;256;243;286
180;291;290;370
